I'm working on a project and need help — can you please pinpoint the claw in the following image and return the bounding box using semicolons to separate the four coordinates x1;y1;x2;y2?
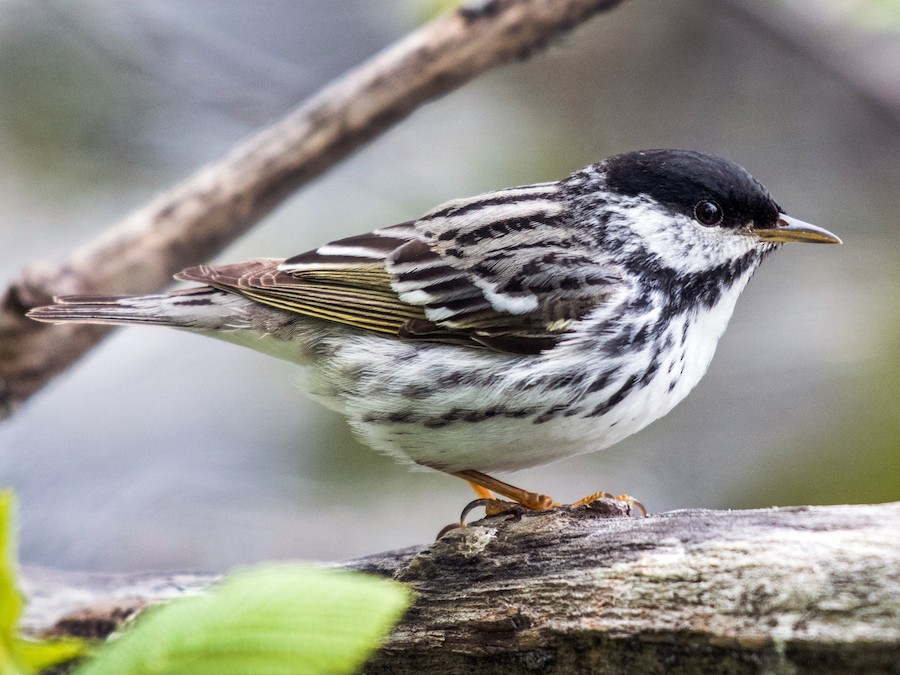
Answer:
613;494;647;517
570;491;616;507
436;496;531;539
459;497;524;524
571;491;648;517
436;522;463;539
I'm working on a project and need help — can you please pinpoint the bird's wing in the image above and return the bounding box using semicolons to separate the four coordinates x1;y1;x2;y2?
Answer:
179;183;621;354
177;225;425;337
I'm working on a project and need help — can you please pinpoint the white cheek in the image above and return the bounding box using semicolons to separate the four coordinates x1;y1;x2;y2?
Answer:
607;200;758;272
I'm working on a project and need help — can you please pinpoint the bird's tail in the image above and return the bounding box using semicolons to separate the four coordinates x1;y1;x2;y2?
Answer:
27;287;252;331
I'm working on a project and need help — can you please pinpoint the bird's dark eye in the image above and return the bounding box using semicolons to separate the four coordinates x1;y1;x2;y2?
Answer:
693;199;723;226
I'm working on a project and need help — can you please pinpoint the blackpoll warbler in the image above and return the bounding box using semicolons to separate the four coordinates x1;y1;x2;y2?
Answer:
29;150;841;514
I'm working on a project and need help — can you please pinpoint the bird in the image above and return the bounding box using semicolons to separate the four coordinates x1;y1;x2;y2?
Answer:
28;149;841;516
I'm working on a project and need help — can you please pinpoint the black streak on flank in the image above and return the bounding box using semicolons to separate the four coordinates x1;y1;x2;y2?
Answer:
363;410;419;425
540;371;588;391
533;405;568;424
420;405;537;428
586;368;619;393
586;374;637;418
602;321;652;357
400;382;432;399
636;358;660;387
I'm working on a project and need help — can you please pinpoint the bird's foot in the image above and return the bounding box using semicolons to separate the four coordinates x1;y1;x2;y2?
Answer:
436;493;559;538
460;497;532;521
452;469;557;510
434;468;559;538
458;493;558;525
434;468;645;539
570;491;647;517
436;492;645;538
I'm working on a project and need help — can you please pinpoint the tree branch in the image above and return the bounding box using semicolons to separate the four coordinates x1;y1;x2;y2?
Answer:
0;0;625;418
22;502;900;672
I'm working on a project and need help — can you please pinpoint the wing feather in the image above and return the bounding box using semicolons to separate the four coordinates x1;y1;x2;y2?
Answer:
176;183;621;354
177;257;423;337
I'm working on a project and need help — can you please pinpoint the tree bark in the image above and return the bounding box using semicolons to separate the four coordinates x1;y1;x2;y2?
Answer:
22;501;900;673
0;0;625;418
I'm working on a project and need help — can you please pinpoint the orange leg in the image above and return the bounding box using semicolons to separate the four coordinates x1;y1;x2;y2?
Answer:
452;469;557;511
467;482;495;500
428;465;648;534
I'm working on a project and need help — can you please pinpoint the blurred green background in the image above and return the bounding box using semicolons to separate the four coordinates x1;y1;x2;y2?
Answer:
0;0;898;572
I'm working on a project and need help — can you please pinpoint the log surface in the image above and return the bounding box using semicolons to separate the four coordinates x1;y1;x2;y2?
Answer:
22;501;900;674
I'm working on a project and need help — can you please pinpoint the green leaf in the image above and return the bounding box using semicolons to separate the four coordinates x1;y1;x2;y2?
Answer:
0;490;92;675
0;490;25;675
76;565;411;675
14;638;89;672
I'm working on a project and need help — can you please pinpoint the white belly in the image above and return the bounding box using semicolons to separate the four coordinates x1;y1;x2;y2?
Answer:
300;278;749;473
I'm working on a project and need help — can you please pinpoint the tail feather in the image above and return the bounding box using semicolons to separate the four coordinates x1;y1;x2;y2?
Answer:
27;287;251;330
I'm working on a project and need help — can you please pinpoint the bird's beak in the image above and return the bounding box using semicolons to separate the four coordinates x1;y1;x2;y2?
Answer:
752;214;842;244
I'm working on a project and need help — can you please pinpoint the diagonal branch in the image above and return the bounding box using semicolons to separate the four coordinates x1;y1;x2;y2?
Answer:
0;0;626;418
